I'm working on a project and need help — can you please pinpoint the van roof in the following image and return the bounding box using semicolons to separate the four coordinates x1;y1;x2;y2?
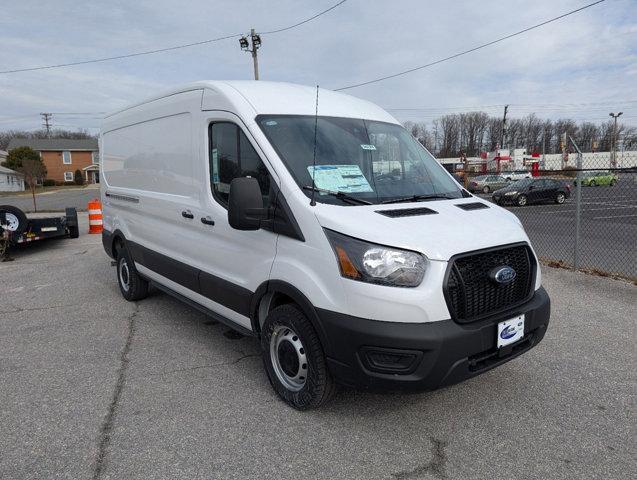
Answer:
104;80;399;124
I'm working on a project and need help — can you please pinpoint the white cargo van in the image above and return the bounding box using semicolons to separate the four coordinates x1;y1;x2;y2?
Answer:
100;81;550;409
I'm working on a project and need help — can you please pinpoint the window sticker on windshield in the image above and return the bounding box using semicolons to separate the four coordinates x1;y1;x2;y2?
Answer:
307;165;373;193
360;144;377;150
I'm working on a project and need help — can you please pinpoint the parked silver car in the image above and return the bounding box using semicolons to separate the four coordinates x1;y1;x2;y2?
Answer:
468;175;509;193
502;170;532;181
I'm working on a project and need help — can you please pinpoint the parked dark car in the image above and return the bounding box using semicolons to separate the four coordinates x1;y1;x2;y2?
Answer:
492;178;571;206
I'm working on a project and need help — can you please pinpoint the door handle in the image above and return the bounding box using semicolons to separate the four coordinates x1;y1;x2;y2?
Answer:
181;210;194;219
201;216;215;226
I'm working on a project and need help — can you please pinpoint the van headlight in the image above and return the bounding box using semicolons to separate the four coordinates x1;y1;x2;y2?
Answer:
324;229;426;287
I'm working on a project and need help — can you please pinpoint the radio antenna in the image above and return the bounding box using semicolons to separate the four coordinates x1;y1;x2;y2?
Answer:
310;85;319;206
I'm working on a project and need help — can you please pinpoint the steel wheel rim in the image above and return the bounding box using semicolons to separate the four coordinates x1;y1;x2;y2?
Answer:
1;212;19;231
270;325;307;392
519;196;527;206
119;258;131;292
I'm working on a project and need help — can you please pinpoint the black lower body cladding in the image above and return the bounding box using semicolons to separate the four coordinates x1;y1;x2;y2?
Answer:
317;287;550;392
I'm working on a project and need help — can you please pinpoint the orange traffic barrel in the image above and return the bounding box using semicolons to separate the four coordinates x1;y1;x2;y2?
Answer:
88;199;103;234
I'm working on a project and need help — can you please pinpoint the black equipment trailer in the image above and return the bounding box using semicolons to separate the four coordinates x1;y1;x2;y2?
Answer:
0;205;79;257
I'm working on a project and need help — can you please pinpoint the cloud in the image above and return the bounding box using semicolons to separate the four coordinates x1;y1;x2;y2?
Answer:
0;0;635;131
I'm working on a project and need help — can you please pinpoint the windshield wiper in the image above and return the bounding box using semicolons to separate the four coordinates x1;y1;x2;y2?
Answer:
381;193;455;204
302;186;373;205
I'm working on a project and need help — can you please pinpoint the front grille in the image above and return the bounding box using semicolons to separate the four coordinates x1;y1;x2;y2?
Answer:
445;244;535;323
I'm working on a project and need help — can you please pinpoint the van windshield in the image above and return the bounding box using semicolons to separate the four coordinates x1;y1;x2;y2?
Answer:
257;115;462;205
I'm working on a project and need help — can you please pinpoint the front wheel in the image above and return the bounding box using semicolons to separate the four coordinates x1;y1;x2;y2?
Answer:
610;179;617;186
261;304;336;410
589;180;596;187
482;185;490;193
517;195;528;207
555;193;566;204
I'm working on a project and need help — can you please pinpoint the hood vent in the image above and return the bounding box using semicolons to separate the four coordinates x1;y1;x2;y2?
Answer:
376;207;438;218
455;202;490;211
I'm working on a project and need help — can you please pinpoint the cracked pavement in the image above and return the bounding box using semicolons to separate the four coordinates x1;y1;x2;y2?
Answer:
1;213;635;479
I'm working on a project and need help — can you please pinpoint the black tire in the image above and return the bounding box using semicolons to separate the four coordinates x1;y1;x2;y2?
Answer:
115;244;148;301
482;185;490;193
555;192;566;204
589;180;596;187
610;179;617;186
66;207;79;238
261;304;336;410
517;195;527;207
0;205;28;235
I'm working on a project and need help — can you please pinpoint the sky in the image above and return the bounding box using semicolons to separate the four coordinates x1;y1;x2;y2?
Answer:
0;0;635;134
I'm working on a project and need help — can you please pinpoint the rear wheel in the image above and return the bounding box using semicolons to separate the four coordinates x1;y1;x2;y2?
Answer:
517;195;527;207
261;304;336;410
116;245;148;301
482;185;490;193
0;205;28;235
555;193;566;204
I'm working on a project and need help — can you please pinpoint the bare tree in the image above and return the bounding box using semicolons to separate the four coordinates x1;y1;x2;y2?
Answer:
0;128;95;151
438;115;460;157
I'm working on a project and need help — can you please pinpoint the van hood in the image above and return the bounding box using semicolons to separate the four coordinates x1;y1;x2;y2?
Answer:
313;199;529;261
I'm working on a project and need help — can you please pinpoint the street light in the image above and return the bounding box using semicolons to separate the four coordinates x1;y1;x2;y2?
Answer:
609;112;623;168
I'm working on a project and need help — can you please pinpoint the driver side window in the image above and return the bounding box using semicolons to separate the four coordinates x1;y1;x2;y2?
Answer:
209;122;271;207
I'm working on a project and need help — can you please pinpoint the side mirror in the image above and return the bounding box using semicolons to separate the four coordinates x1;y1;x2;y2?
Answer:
228;177;265;230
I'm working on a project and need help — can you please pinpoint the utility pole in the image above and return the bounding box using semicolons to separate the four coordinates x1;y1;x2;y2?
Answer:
541;127;546;168
609;112;623;168
41;113;52;137
500;105;509;149
239;29;262;80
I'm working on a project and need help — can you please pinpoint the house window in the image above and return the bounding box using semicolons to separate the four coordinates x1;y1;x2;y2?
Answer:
92;151;99;164
63;151;72;164
64;172;74;182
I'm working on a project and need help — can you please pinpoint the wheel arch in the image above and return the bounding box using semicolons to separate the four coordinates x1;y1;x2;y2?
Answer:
250;280;333;357
103;228;127;259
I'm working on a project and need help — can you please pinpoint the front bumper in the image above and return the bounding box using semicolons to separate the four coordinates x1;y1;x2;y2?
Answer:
316;287;550;392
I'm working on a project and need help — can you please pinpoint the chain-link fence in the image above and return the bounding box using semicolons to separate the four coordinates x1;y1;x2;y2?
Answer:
461;144;636;281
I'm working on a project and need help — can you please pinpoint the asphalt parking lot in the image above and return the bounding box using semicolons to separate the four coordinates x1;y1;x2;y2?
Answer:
0;185;99;212
476;174;637;278
1;214;635;480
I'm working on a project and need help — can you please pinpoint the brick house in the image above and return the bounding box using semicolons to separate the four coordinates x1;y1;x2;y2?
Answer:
7;138;99;184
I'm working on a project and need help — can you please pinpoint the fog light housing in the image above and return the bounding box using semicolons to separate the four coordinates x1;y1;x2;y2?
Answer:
360;347;423;374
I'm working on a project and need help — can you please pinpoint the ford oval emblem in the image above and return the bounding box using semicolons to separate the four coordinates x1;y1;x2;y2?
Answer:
500;325;517;339
490;266;517;284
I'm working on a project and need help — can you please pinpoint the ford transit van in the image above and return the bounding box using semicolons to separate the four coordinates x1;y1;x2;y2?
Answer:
100;81;550;409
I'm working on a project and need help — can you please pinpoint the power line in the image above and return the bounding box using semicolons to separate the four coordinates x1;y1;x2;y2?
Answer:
261;0;348;34
0;33;242;74
0;0;348;75
386;100;637;112
335;0;606;91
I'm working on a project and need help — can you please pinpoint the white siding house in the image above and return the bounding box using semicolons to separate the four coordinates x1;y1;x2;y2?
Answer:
0;164;25;192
